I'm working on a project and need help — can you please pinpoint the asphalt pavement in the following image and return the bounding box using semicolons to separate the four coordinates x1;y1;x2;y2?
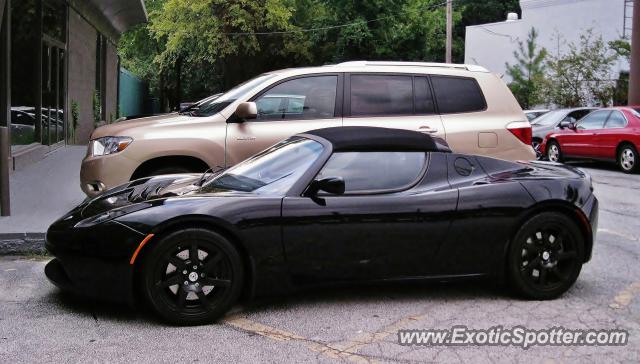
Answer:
1;162;639;363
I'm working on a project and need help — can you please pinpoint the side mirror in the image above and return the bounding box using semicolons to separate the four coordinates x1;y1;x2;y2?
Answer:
306;177;345;196
233;102;257;121
559;121;574;130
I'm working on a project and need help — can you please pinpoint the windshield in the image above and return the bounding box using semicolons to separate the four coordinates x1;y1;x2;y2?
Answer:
184;73;277;117
200;137;324;194
531;110;565;126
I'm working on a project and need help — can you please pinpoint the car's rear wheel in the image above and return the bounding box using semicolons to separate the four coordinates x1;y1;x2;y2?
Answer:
140;228;244;325
546;141;562;162
618;144;639;174
507;212;584;300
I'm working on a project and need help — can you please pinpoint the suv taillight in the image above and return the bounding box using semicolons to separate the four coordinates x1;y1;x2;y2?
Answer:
508;125;532;145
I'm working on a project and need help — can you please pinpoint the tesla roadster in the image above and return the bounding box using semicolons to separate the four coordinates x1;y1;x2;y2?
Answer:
45;127;598;325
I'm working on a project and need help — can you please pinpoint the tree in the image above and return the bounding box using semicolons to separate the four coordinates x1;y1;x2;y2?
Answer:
545;29;617;107
505;28;547;109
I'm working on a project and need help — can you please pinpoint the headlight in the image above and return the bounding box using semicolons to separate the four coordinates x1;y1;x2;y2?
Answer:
89;136;133;157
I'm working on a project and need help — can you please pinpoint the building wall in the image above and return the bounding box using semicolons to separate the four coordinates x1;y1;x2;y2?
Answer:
104;41;118;123
465;0;629;82
67;8;97;145
67;8;120;145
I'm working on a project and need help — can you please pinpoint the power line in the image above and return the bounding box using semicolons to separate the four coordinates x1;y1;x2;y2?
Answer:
222;0;452;36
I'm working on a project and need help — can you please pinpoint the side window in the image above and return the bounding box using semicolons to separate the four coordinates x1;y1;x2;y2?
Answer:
567;109;592;122
577;111;610;130
350;75;413;116
431;76;486;114
316;152;427;193
255;75;337;120
414;77;436;114
604;111;627;128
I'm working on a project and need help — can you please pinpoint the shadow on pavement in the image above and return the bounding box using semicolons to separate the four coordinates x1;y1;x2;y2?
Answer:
45;279;511;324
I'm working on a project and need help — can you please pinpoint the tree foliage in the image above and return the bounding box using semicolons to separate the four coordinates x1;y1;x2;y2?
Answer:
505;28;547;109
545;29;617;107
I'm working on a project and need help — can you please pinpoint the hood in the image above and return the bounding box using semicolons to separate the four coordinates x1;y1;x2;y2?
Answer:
77;173;224;220
90;113;220;139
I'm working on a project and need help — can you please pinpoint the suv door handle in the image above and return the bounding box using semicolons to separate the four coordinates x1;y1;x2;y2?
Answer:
418;126;438;134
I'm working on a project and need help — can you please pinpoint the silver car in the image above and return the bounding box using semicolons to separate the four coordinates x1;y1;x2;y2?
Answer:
531;107;596;158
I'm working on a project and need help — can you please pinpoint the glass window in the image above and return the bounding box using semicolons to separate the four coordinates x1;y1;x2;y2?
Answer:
255;76;337;120
43;0;67;43
350;75;413;116
10;0;39;145
201;137;324;194
414;77;435;114
605;111;627;128
431;76;486;114
316;152;427;193
577;111;610;130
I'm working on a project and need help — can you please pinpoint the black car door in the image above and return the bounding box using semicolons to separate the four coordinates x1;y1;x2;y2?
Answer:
281;152;457;284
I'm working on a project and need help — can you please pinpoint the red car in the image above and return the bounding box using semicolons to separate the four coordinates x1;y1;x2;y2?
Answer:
541;107;640;173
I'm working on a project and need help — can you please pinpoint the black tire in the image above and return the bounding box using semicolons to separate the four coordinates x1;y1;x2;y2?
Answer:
617;144;639;174
140;228;244;325
546;140;562;163
532;138;543;160
507;212;584;300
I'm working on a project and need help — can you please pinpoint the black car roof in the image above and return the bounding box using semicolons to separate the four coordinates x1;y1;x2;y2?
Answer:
302;127;449;153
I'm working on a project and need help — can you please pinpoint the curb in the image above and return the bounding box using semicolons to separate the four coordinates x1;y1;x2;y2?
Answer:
0;233;47;255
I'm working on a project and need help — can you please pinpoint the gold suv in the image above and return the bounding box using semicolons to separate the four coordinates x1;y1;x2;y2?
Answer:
81;61;535;196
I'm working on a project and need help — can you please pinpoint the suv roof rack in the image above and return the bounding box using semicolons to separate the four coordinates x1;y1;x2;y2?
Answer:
332;61;489;72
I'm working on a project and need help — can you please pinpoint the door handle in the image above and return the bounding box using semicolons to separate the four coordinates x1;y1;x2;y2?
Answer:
418;126;438;134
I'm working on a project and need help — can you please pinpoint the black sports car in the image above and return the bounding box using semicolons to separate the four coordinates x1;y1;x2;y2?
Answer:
46;127;598;325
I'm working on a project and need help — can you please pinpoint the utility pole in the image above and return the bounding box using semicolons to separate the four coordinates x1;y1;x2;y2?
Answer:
445;0;452;63
629;0;640;105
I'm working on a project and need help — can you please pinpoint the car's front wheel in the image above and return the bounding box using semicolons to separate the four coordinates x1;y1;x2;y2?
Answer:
140;228;244;325
618;144;639;174
546;141;562;163
507;212;584;300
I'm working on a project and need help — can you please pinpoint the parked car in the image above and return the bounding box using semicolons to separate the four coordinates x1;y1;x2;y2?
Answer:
47;127;597;325
531;107;597;158
541;107;640;173
80;61;535;197
524;109;550;122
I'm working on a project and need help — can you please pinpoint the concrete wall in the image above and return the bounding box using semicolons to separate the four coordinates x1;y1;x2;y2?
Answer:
465;0;629;82
105;41;118;123
66;8;120;145
67;8;97;145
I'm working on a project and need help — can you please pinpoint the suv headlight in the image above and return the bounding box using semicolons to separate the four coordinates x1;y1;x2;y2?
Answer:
89;136;133;157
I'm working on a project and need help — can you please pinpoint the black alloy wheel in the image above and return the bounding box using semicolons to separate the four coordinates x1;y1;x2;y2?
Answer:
508;212;584;300
141;228;243;325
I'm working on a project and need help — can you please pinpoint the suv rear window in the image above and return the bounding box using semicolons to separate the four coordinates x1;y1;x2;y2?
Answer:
431;76;486;114
350;75;413;116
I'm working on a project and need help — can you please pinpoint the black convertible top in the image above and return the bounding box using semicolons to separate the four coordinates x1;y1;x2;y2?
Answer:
303;127;449;152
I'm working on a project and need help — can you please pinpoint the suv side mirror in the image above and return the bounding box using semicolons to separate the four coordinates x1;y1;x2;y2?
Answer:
233;102;257;121
306;177;345;196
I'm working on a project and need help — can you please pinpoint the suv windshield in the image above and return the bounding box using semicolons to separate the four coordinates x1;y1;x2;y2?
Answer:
200;137;324;194
183;73;277;117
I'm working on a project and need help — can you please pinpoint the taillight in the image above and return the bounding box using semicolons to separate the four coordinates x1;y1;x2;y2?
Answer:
508;124;532;145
